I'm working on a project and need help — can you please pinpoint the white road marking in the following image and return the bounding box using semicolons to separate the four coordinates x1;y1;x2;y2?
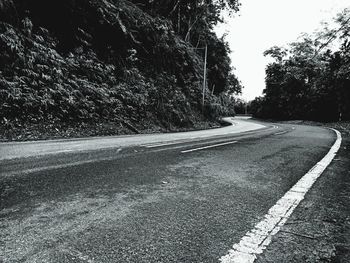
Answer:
2;148;123;178
181;141;237;153
59;149;76;153
274;131;288;136
143;136;213;148
219;128;342;263
143;134;235;148
144;141;185;148
62;247;95;263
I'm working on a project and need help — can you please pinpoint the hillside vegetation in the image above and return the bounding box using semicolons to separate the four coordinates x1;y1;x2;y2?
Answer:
0;0;241;140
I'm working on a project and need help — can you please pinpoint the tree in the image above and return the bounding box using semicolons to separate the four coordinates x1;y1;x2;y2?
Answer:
251;8;350;121
131;0;242;95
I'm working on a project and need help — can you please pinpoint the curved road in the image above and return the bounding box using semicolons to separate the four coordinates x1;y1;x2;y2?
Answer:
0;118;338;262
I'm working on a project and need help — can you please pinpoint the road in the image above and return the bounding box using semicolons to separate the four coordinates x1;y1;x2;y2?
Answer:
0;118;338;262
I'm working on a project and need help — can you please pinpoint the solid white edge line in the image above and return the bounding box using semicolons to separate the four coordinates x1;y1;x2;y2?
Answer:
219;128;342;263
181;141;237;153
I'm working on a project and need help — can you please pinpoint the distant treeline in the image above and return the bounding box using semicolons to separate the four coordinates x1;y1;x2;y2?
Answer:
250;9;350;122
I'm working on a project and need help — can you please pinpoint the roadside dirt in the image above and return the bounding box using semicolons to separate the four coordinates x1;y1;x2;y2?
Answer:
256;125;350;263
0;120;220;142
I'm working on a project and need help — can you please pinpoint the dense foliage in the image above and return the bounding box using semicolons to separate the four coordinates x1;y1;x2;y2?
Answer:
251;9;350;121
0;0;241;136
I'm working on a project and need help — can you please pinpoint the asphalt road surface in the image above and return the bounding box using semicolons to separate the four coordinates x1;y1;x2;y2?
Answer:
0;118;337;262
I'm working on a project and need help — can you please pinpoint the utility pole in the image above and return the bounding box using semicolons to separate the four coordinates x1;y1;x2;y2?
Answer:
188;45;208;109
202;44;208;108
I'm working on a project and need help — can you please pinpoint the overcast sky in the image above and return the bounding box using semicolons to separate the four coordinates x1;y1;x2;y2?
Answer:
215;0;350;101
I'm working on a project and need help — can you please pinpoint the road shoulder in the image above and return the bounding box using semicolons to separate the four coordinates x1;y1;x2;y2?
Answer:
256;129;350;263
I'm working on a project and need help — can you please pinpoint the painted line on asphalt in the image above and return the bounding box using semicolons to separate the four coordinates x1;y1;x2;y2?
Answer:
62;247;95;263
1;149;123;178
143;136;219;148
144;141;187;148
1;145;123;161
181;141;237;153
143;133;236;148
219;128;342;263
274;131;288;136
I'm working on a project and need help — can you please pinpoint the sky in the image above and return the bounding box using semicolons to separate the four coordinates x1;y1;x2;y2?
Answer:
215;0;350;101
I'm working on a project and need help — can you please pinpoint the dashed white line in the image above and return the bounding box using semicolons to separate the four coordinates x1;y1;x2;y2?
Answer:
219;128;342;263
181;141;237;153
62;247;95;263
2;148;123;177
143;135;224;148
144;141;186;148
274;131;288;136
